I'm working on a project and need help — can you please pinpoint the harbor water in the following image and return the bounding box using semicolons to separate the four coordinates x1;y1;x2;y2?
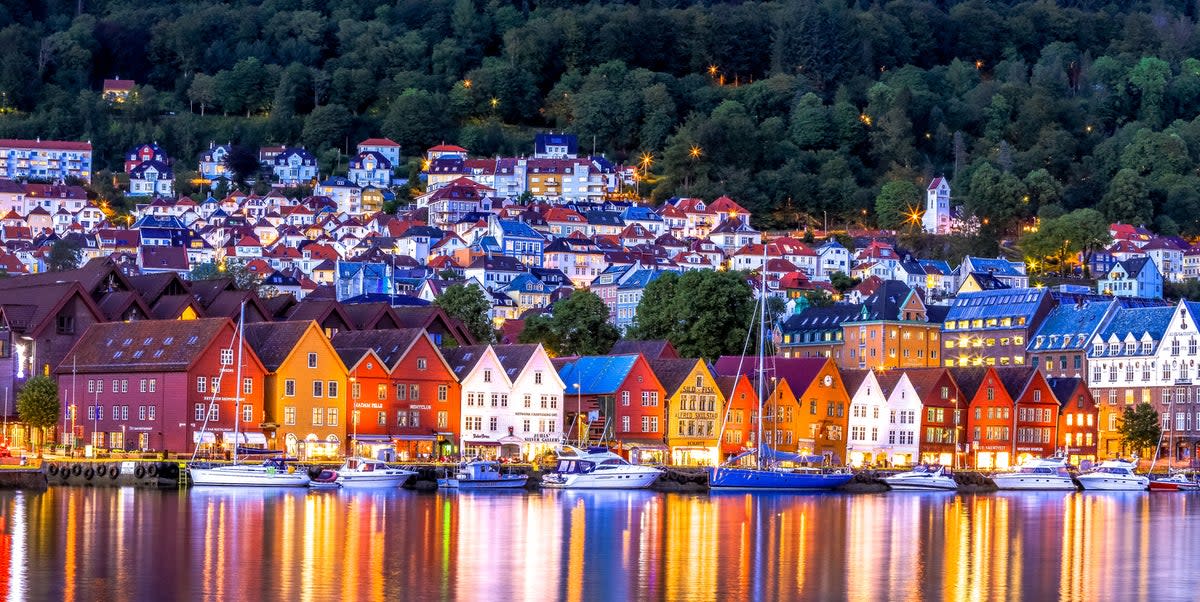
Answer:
1;487;1197;600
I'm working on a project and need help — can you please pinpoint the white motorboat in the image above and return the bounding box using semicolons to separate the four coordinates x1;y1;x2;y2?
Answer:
334;457;416;488
438;459;528;489
883;465;958;491
990;457;1078;490
1077;459;1149;491
190;458;312;488
541;446;662;489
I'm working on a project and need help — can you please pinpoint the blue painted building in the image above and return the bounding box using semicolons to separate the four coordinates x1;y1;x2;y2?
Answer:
942;288;1056;367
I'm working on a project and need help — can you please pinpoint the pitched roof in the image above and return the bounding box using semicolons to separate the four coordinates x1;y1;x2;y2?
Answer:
330;328;425;368
493;344;539;380
711;356;828;394
609;339;678;359
242;321;314;372
648;358;703;393
56;318;231;374
1046;377;1085;407
556;355;640;394
440;344;491;379
1029;301;1114;352
948;367;988;400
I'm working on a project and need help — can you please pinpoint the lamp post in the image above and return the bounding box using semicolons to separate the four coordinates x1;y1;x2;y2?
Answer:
350;372;358;458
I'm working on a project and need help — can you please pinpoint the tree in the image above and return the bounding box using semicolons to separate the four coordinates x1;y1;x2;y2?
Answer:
829;271;860;295
302;103;353;152
519;290;619;356
46;239;81;272
875;180;922;229
189;260;262;291
187;73;216;116
629;270;755;360
16;376;59;450
1100;168;1153;225
435;284;495;344
223;145;262;187
1019;208;1110;276
1118;402;1161;458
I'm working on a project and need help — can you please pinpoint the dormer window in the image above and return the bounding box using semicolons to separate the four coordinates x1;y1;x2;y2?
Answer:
1109;342;1119;355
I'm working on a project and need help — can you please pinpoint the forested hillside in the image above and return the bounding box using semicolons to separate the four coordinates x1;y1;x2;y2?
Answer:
3;0;1200;237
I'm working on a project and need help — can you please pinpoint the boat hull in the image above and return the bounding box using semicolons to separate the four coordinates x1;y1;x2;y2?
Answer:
1148;480;1200;492
190;466;311;488
541;470;661;489
883;477;958;491
335;473;413;489
439;476;529;489
991;476;1078;491
1077;476;1149;491
708;468;854;491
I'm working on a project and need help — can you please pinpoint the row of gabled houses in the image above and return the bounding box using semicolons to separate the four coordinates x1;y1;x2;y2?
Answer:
32;312;1106;470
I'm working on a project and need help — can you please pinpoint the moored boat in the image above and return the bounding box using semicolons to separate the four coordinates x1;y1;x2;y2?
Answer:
309;469;340;489
1148;473;1200;492
333;457;416;489
1076;459;1149;491
190;457;312;487
883;465;958;491
990;457;1077;491
438;459;528;489
709;448;854;491
541;446;662;489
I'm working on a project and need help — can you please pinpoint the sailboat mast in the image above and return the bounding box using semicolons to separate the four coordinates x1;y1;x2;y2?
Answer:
756;241;767;468
232;301;246;463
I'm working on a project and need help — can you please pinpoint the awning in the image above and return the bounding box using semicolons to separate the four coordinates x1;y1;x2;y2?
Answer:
393;435;437;442
228;432;267;444
497;435;524;445
352;435;395;442
193;432;216;444
619;439;668;450
464;440;500;446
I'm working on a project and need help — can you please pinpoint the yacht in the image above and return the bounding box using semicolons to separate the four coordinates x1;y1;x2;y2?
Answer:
709;448;855;491
333;457;416;489
439;459;528;489
1148;473;1200;492
1076;459;1149;491
882;465;958;491
541;446;662;489
990;457;1078;490
190;457;312;488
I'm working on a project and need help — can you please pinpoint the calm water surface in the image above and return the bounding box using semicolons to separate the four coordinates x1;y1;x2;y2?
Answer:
0;487;1197;601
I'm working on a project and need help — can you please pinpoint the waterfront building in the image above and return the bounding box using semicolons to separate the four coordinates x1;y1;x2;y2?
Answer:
906;368;965;466
332;328;460;460
555;353;667;464
244;320;349;460
1027;300;1116;379
842;370;890;467
650;358;724;466
1048;377;1099;466
443;344;563;460
960;367;1018;470
56;318;267;454
715;373;757;459
839;280;945;370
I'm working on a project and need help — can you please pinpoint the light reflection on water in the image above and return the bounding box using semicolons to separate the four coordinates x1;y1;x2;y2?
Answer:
1;487;1199;601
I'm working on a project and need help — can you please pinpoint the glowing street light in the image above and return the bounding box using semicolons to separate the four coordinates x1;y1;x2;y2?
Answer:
689;145;702;159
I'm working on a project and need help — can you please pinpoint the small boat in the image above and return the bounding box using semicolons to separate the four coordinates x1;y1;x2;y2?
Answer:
309;469;341;490
883;465;958;491
190;457;312;488
438;459;528;489
1148;473;1200;492
990;457;1078;490
334;457;416;489
1077;459;1149;491
541;446;662;489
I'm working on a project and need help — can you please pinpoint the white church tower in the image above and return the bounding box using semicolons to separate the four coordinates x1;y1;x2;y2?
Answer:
923;177;951;234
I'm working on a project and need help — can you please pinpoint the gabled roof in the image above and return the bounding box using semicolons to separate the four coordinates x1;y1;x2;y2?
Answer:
556;354;640;394
56;318;239;374
610;340;678;359
493;344;539;380
330;328;426;369
1029;301;1114;352
948;367;988;400
243;321;316;372
711;356;830;394
1096;305;1173;341
440;344;492;380
1046;377;1086;407
648;358;705;393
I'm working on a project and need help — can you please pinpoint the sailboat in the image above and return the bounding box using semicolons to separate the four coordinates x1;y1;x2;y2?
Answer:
189;303;311;488
707;245;854;491
1147;394;1198;492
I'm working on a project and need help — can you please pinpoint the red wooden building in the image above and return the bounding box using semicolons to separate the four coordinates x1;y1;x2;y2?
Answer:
906;368;964;466
1048;377;1099;466
56;318;267;454
554;353;667;464
332;328;460;460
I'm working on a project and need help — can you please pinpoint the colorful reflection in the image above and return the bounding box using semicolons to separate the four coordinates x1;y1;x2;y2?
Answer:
1;488;1200;600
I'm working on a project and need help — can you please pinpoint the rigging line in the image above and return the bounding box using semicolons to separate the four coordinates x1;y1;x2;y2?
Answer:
189;305;245;462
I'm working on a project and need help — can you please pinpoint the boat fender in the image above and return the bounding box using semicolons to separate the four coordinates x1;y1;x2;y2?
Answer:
287;465;295;474
96;464;107;477
109;466;119;479
83;467;95;481
146;464;159;478
61;465;72;479
134;465;146;479
47;464;58;476
72;464;83;476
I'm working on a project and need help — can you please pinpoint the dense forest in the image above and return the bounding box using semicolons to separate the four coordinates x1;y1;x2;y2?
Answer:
3;0;1200;240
